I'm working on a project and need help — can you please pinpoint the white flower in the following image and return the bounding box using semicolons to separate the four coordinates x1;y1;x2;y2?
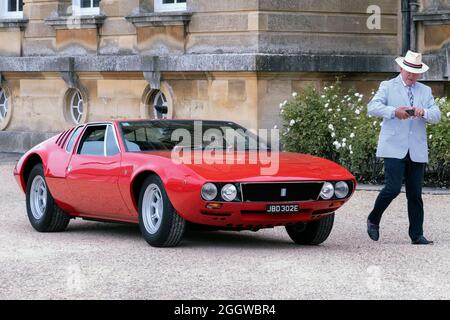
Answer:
429;134;433;139
350;133;355;138
283;100;288;106
373;121;377;126
328;108;333;112
342;118;347;122
355;109;361;115
330;86;334;89
328;124;334;131
342;142;346;148
337;108;341;112
325;103;329;108
290;119;296;126
342;138;347;142
292;92;298;97
279;103;283;109
280;109;284;114
321;95;326;99
331;132;336;138
349;145;352;151
350;151;354;155
447;112;450;117
333;141;342;149
355;93;360;97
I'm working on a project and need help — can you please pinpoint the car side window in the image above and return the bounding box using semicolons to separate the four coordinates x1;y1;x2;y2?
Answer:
106;125;120;156
66;126;83;153
78;125;107;156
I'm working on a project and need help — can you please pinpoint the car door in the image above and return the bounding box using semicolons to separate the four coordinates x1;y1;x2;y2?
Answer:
65;124;129;218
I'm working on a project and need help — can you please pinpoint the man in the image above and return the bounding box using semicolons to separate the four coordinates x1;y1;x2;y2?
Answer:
367;50;441;245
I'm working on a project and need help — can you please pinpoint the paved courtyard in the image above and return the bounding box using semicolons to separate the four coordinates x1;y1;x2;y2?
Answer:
1;163;449;300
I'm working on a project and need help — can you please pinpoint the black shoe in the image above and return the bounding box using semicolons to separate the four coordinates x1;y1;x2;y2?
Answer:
411;236;434;245
367;219;380;241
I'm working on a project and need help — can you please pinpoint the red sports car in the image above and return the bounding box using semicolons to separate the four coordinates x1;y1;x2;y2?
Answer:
14;120;356;247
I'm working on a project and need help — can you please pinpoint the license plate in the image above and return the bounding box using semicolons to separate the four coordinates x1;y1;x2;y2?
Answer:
266;204;300;214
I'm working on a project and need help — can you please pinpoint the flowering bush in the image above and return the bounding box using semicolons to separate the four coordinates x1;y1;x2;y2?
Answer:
280;81;450;187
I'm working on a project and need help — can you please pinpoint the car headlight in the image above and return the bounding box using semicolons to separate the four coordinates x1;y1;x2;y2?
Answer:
334;181;349;199
320;182;334;200
201;183;218;201
221;184;237;202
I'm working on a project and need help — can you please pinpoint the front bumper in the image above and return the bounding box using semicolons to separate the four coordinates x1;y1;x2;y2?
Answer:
184;199;348;229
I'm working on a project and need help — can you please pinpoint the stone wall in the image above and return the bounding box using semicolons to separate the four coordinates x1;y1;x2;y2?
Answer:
187;0;400;55
0;0;403;56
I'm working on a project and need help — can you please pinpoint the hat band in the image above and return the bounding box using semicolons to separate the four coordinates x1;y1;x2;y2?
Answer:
403;60;423;69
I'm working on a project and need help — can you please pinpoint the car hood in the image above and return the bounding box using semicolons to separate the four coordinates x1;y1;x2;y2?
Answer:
147;151;354;182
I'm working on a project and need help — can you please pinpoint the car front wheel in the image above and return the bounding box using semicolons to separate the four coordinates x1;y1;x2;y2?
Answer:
285;213;335;245
26;164;71;232
138;175;186;247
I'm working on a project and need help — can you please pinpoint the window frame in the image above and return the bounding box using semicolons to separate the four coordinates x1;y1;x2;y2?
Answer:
154;0;187;13
76;123;121;157
72;0;100;16
0;87;8;123
152;91;169;119
0;0;24;19
70;90;84;125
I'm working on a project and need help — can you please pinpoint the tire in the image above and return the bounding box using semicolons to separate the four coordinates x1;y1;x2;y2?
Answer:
285;213;335;245
138;175;186;247
26;164;70;232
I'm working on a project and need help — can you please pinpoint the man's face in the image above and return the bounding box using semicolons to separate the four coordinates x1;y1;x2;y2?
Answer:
400;68;421;86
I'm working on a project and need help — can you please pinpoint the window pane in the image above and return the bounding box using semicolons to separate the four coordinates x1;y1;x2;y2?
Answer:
66;127;84;153
163;0;175;4
81;0;91;8
106;126;120;156
8;0;17;12
79;126;106;156
93;0;100;8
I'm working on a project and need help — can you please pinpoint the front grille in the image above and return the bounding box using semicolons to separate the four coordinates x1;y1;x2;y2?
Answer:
241;182;324;202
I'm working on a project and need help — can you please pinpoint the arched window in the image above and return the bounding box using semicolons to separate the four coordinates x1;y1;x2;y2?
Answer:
0;88;8;122
152;91;168;119
70;90;84;124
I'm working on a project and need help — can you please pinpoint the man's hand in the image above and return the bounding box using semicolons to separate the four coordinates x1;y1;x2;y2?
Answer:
395;106;410;120
414;107;425;118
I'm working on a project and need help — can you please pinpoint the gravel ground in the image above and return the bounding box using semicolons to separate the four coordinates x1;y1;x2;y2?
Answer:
1;163;449;300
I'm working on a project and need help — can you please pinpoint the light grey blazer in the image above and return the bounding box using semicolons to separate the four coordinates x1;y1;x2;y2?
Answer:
368;75;441;163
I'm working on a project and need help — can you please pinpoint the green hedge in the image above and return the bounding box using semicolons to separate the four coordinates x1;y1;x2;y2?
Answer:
280;81;450;187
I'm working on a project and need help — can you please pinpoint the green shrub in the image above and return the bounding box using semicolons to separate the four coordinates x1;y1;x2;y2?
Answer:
280;81;450;187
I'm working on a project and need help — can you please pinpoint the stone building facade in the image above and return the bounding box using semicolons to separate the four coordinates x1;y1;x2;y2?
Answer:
0;0;450;152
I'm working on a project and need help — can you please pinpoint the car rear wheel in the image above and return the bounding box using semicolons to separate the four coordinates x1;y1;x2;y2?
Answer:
26;164;70;232
138;175;186;247
285;213;335;245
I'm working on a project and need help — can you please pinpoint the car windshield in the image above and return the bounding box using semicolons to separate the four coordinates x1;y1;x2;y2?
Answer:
119;120;270;152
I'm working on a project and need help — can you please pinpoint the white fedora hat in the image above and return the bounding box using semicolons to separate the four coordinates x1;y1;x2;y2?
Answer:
395;50;429;74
